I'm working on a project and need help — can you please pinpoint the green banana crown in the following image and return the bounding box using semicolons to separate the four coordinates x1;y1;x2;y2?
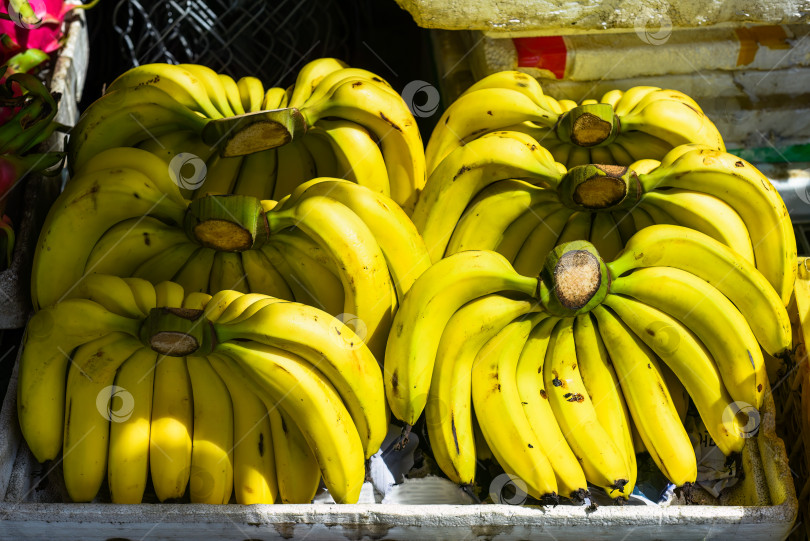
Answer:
139;307;216;356
184;194;270;252
554;104;620;148
537;240;610;317
557;164;642;211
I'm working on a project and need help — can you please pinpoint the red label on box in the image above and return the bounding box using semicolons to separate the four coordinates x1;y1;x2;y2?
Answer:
513;36;567;79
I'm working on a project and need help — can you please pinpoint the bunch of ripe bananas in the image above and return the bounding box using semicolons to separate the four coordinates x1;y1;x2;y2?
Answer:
413;132;796;306
19;62;799;506
17;279;385;504
66;58;425;214
30;146;431;359
425;71;725;173
384;227;790;501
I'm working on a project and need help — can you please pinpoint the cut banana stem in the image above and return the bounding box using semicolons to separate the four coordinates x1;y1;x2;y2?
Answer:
202;108;308;157
557;164;642;211
538;240;609;317
139;307;214;357
185;194;268;251
555;104;619;147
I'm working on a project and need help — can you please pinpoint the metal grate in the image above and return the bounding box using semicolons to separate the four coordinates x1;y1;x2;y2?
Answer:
111;0;350;86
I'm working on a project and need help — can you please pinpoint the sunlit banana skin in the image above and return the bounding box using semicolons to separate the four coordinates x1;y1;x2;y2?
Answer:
384;250;539;425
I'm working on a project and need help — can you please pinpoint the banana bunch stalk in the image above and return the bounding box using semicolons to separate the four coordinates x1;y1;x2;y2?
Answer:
31;146;431;360
385;230;791;499
413;131;796;305
17;279;386;504
66;59;425;213
425;71;725;174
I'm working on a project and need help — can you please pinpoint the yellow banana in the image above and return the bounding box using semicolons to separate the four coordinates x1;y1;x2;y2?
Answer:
608;224;791;356
413;131;563;262
640;189;754;263
573;314;636;499
187;355;234;504
384;250;538;425
219;342;365;504
593;305;697;486
545;318;630;494
427;294;537;485
17;300;140;461
215;300;386;458
611;266;766;409
640;147;796;305
517;317;588;500
472;315;559;500
150;354;194;501
108;347;158;503
63;333;142;502
208;352;278;504
237;76;265;113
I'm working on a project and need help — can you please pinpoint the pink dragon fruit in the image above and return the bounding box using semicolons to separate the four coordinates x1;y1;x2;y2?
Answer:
0;0;77;59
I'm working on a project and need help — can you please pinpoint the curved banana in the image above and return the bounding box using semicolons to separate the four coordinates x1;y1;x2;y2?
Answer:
270;408;321;504
32;168;187;310
621;91;725;151
640;189;754;263
384;250;539;425
237;76;265;113
209;251;249;293
68;85;209;172
208;352;278;504
219;73;246;115
154;280;186;308
268;194;395;359
301;76;424;214
288;58;350;108
268;233;344;315
426;88;559;173
500;205;570;264
603;293;745;454
545;318;631;494
609;224;791;356
640;147;796;305
122;277;158;315
132;241;200;285
234;149;277;200
187;355;234;504
472;315;559;500
413;131;563;262
73;146;187;206
427;294;537;485
61;274;146;318
107;63;223;119
240;248;294;300
272;141;316;201
219;342;365;504
108;347;157;503
150;354;194;501
63;333;142;502
280;178;430;299
588;211;623;261
17;300;140;461
593;305;698;486
573;314;636;499
215;300;386;458
446;179;557;256
173;246;217;294
517;317;588;500
611;266;766;409
314;119;390;196
178;64;236;117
